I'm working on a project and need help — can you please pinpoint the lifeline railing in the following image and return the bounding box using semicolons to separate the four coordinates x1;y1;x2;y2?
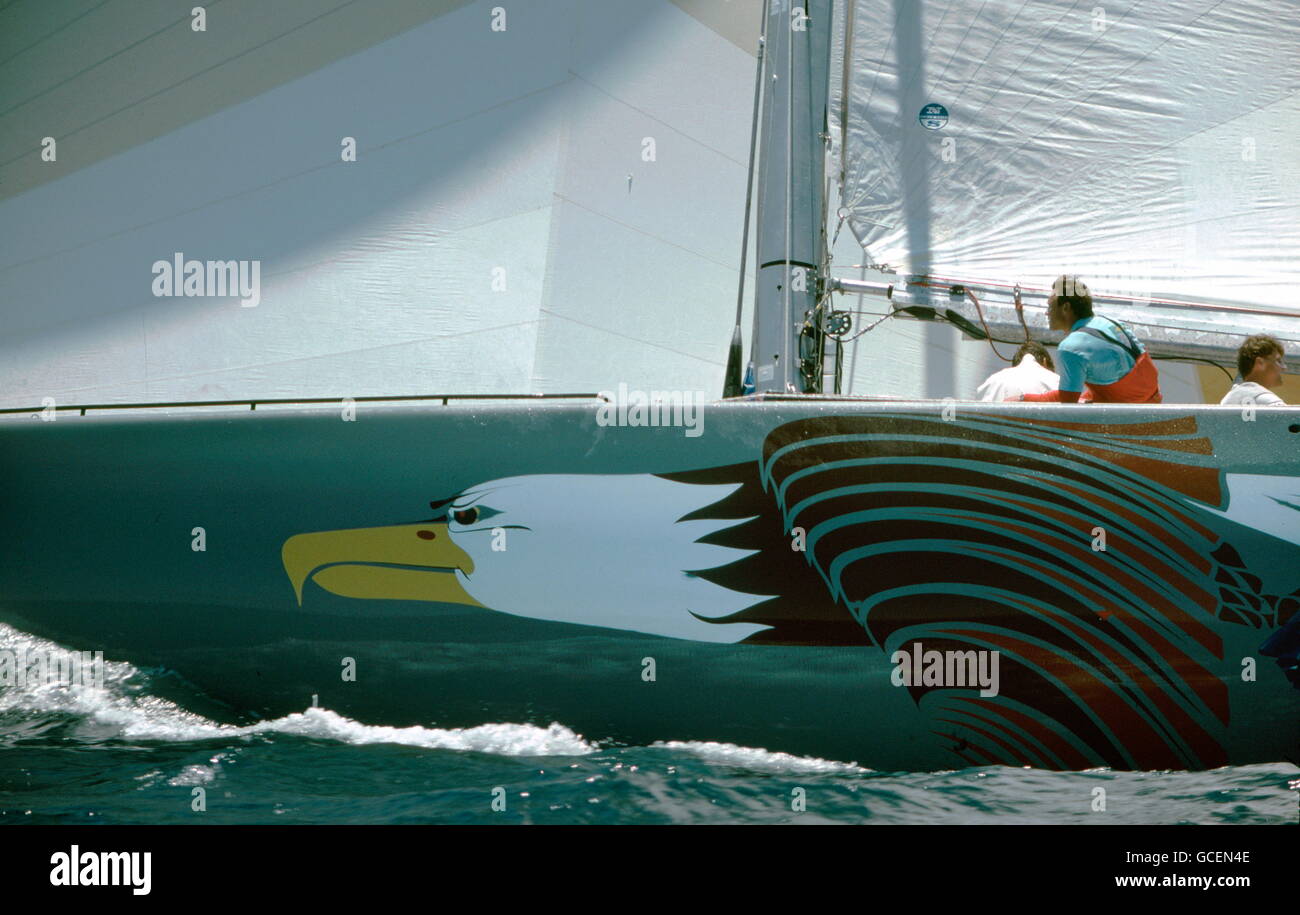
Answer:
0;392;608;417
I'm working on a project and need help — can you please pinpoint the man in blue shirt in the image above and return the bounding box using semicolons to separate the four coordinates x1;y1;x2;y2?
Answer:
1020;275;1162;404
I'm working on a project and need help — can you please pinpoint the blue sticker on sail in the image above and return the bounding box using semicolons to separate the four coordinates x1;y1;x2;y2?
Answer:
919;103;948;130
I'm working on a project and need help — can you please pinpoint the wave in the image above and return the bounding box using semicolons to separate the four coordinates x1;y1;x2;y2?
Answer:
652;740;869;774
0;623;594;756
0;623;875;770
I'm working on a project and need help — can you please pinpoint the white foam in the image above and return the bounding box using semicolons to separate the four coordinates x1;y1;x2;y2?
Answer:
168;764;217;787
240;709;596;756
3;626;867;766
0;623;148;715
0;623;594;756
654;740;870;774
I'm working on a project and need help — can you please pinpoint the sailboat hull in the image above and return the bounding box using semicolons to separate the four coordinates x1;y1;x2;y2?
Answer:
2;398;1297;771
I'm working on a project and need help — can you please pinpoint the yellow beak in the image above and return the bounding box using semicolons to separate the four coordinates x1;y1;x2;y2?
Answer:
281;522;481;607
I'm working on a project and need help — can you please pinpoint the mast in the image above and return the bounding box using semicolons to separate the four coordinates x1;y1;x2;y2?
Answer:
748;0;834;394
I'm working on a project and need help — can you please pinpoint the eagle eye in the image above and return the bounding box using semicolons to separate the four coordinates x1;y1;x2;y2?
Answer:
452;507;479;526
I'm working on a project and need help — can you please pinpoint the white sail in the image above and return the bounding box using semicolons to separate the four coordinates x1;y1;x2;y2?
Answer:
833;0;1300;364
0;0;761;406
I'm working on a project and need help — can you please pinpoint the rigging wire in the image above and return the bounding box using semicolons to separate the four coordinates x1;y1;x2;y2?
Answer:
0;1;218;117
1;0;342;170
829;209;847;252
838;309;895;343
838;0;855;193
783;1;794;390
964;287;1017;362
0;0;118;73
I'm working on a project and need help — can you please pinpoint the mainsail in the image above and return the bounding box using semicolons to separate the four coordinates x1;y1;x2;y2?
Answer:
830;0;1300;365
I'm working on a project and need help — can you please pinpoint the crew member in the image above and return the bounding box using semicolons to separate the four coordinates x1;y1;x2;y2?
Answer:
1018;275;1161;403
1220;334;1288;405
978;341;1058;402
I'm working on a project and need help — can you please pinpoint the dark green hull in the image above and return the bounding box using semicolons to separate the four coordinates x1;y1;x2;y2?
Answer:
3;397;1298;770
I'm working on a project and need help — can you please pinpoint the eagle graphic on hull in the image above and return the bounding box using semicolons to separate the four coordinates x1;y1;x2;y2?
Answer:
281;411;1300;770
283;472;785;643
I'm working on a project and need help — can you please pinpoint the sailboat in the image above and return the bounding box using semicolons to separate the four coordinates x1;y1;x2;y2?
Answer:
1;0;1297;772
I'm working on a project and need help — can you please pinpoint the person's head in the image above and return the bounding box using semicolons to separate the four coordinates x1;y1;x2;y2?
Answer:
1237;334;1286;388
1014;340;1054;372
1046;274;1093;331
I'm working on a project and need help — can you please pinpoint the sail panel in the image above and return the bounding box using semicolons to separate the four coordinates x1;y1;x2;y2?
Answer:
0;0;756;406
836;0;1300;327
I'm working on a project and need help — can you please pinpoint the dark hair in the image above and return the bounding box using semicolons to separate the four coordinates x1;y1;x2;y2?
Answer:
1014;340;1054;372
1237;334;1283;379
1067;296;1094;318
1052;274;1093;319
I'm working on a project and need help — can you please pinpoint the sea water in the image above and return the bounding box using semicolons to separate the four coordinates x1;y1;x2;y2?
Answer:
0;624;1294;825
